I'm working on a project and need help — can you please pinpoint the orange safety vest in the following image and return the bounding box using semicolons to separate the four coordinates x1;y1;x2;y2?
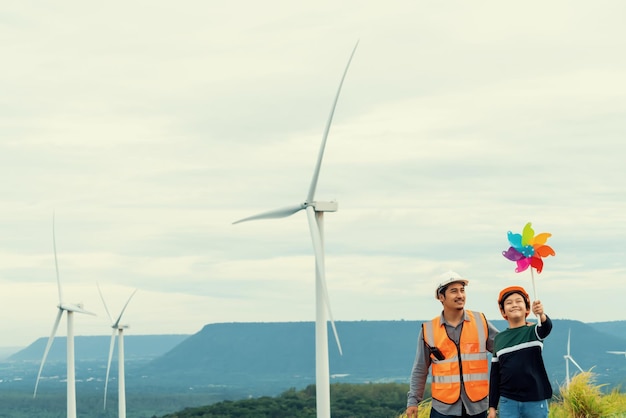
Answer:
422;310;489;404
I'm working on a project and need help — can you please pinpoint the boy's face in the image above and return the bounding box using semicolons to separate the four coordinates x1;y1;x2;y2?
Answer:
501;293;530;320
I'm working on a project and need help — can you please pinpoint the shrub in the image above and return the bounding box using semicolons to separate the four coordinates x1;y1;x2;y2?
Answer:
398;372;626;418
397;399;431;418
549;371;626;418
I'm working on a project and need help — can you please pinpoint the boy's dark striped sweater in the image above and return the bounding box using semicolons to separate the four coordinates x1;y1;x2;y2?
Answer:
489;316;553;408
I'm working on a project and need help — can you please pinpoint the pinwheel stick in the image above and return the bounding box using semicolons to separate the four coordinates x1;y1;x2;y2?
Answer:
530;269;541;327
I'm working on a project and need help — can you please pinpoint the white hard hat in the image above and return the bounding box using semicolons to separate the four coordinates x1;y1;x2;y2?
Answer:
435;271;469;299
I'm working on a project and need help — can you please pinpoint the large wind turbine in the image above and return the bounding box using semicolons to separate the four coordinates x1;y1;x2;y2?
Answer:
564;328;584;387
97;284;137;418
34;215;96;418
233;41;358;418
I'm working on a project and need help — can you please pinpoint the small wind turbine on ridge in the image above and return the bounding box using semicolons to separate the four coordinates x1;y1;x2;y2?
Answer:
97;283;137;418
564;328;584;387
34;214;96;418
233;40;359;418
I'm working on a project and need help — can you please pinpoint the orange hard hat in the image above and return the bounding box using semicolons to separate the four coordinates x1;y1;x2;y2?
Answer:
497;286;531;317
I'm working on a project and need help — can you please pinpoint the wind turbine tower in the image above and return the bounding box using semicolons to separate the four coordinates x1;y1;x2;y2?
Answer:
98;284;137;418
233;41;358;418
34;215;96;418
564;328;584;387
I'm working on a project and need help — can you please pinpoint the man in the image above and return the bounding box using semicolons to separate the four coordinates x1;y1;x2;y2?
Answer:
487;286;552;418
406;271;499;418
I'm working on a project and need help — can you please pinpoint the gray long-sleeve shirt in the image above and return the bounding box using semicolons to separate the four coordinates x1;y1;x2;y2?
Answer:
407;310;499;416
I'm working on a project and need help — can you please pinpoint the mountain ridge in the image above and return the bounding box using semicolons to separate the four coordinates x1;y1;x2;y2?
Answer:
3;320;624;397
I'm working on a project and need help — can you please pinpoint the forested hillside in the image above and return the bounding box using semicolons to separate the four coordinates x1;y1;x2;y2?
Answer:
159;383;412;418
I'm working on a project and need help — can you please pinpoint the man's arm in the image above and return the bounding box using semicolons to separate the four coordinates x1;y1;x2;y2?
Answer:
485;318;499;354
407;326;431;407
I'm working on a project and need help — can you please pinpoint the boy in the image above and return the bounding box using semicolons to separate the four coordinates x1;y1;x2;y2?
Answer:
487;286;552;418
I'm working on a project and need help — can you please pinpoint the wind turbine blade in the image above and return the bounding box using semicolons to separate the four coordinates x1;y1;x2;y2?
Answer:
34;308;63;398
61;303;97;316
569;356;584;373
306;40;359;203
103;330;116;410
232;204;305;224
53;213;63;304
607;351;626;355
113;289;138;327
306;206;342;356
97;282;114;324
567;329;571;356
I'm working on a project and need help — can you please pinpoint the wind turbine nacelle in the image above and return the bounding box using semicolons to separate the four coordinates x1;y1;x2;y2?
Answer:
310;201;338;212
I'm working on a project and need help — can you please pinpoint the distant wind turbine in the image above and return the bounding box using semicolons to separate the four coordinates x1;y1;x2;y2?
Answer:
606;350;626;358
564;328;584;387
233;40;358;418
97;284;137;418
34;214;96;418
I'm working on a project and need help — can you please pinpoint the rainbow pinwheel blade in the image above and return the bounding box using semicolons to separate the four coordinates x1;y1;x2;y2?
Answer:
530;256;544;273
515;258;531;273
521;222;534;246
507;231;522;249
503;247;524;261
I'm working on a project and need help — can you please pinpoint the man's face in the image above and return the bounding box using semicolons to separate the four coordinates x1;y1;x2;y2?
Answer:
440;282;466;311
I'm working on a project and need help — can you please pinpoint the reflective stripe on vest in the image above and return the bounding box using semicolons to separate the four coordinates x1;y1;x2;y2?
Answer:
423;310;489;404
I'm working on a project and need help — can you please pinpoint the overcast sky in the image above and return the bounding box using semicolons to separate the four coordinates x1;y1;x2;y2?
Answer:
1;1;625;348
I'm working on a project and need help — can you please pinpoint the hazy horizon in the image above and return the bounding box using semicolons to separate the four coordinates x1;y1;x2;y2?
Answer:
3;317;625;351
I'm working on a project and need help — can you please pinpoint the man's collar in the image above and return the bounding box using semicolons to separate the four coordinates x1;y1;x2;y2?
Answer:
439;309;468;326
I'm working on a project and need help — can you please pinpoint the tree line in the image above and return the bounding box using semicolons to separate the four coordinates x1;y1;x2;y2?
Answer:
159;382;417;418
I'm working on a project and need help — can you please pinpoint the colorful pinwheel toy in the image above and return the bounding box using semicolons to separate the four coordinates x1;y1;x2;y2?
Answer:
502;222;555;325
502;222;555;274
